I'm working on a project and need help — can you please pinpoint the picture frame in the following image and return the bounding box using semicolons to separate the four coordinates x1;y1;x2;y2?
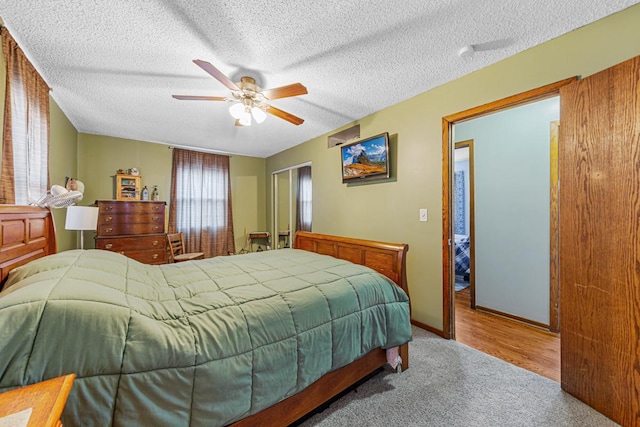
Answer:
341;132;390;183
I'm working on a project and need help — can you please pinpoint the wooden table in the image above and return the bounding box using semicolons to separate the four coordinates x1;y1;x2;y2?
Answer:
248;231;271;251
0;374;76;427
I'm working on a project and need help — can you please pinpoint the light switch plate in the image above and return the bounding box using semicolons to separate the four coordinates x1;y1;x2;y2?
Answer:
419;208;428;222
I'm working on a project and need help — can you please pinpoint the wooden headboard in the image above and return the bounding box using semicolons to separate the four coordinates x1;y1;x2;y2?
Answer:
0;205;57;288
294;231;409;298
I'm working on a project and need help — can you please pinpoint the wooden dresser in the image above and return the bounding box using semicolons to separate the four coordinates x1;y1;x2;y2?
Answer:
94;200;167;264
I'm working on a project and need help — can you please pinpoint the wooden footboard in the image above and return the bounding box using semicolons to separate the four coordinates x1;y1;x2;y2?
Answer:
231;231;410;427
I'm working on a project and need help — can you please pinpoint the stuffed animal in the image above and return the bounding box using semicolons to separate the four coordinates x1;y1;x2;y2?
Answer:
66;178;78;191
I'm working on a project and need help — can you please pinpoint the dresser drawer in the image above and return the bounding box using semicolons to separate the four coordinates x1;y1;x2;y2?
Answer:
96;235;165;251
96;201;165;215
98;213;164;226
97;222;164;236
124;249;167;265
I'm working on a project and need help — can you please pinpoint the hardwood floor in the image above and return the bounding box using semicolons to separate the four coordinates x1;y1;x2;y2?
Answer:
454;286;560;382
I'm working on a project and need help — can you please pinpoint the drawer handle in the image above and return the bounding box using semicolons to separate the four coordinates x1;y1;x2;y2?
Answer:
105;243;113;249
152;240;159;246
152;226;160;232
152;254;159;259
105;206;113;211
105;216;112;222
152;206;159;211
105;227;113;233
152;216;159;221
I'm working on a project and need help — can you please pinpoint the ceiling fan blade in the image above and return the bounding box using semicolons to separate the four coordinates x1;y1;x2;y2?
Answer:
235;119;246;127
261;83;308;100
193;59;239;91
172;95;228;101
266;105;305;125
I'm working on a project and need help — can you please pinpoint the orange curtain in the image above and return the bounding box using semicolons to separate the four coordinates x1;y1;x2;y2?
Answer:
169;148;235;258
0;27;50;204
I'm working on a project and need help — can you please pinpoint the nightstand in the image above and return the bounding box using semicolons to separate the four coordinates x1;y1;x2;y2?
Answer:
0;374;76;427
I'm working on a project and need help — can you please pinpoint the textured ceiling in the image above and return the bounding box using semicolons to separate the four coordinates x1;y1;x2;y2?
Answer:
1;1;638;158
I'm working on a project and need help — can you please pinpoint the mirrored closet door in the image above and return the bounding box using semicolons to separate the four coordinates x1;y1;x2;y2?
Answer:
272;163;312;249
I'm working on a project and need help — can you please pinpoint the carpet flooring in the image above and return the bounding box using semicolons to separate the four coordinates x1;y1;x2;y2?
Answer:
299;326;618;427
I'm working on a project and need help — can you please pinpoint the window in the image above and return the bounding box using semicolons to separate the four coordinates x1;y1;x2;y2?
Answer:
169;148;235;257
296;166;312;232
0;27;49;205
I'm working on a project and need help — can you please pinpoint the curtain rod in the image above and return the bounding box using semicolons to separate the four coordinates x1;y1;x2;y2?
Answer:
168;144;233;157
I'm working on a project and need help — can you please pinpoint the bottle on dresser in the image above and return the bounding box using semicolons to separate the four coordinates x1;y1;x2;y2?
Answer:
151;185;159;201
141;186;149;201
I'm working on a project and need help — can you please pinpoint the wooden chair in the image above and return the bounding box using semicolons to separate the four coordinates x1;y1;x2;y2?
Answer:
167;232;204;263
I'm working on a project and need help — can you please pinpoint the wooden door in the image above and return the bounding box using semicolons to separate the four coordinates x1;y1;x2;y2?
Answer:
559;55;640;426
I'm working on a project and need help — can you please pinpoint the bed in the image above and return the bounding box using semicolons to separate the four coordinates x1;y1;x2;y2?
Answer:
454;234;471;277
0;206;411;426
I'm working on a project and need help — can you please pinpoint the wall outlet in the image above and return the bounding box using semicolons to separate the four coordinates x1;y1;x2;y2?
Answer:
419;208;428;222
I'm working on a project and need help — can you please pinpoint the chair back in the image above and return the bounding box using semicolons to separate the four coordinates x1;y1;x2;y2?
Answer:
167;232;185;262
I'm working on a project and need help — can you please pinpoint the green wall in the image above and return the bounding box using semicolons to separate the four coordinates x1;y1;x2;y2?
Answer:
77;133;266;251
225;153;267;251
266;4;640;330
77;133;173;214
49;100;79;251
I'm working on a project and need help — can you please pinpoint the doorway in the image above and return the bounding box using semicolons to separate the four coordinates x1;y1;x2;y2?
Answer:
453;140;475;308
441;78;574;339
442;80;573;382
452;96;559;328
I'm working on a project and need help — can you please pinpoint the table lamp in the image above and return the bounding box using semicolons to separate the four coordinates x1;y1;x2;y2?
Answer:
65;206;99;249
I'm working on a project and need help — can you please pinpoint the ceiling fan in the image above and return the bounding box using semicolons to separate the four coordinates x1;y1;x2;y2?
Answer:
172;59;308;126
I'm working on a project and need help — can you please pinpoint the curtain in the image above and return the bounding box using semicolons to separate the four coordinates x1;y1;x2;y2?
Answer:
0;27;50;204
454;170;465;234
169;148;235;258
295;165;312;232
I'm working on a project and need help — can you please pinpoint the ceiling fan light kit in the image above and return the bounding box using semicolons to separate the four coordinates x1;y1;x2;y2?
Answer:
229;102;246;119
173;60;307;127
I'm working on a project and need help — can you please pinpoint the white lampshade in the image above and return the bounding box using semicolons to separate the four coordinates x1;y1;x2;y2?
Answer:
229;103;245;119
238;111;252;126
65;206;98;230
65;206;98;250
251;106;266;123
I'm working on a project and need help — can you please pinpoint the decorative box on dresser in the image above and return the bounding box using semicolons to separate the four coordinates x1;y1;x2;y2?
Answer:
94;200;167;264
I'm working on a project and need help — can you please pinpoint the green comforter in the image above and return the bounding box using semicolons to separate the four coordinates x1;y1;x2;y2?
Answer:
0;249;411;426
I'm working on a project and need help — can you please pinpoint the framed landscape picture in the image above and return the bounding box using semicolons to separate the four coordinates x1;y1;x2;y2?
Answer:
341;132;390;183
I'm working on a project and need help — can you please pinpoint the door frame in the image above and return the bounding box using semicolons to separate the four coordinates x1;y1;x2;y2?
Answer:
549;121;560;332
453;140;476;308
441;77;576;339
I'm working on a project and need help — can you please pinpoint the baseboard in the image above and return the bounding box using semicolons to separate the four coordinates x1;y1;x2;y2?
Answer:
411;319;447;338
475;305;549;330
